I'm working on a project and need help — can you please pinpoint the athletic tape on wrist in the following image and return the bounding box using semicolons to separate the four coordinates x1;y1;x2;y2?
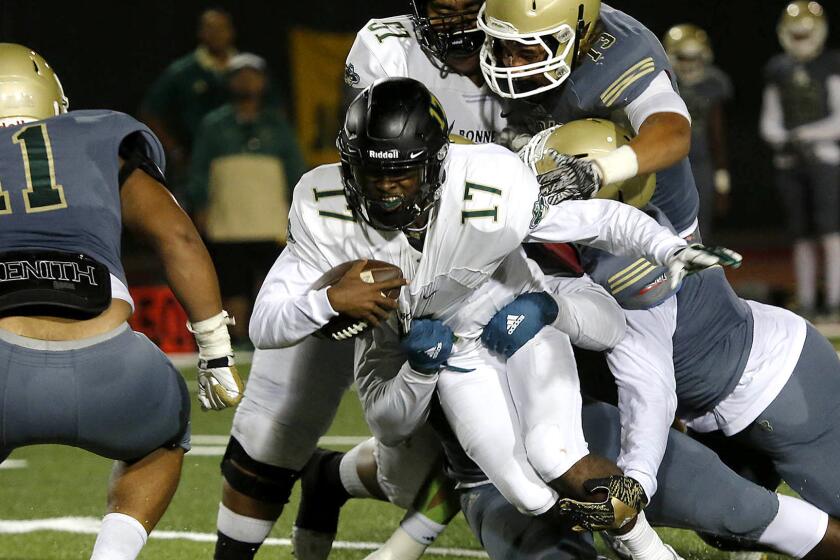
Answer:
592;145;639;186
187;310;234;360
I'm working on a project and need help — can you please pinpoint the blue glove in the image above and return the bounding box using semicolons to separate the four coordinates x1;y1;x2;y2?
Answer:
482;292;559;358
401;319;454;374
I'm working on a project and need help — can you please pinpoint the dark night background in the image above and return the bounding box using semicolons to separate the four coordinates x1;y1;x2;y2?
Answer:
3;0;840;236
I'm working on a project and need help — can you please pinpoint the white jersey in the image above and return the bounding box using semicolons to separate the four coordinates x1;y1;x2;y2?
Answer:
346;15;506;143
251;143;684;353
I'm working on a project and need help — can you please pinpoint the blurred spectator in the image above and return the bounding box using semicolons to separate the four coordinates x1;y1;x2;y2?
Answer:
141;8;236;205
189;53;306;345
760;1;840;320
664;24;733;241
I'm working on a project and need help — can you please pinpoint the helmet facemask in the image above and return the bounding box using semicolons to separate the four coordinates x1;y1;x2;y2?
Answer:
339;143;448;232
778;1;828;62
410;0;484;73
478;4;579;99
672;46;708;86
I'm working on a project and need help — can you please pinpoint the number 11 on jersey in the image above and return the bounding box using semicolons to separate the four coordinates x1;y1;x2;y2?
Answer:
0;123;67;215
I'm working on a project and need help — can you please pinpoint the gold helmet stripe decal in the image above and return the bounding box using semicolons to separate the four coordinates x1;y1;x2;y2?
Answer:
429;96;448;132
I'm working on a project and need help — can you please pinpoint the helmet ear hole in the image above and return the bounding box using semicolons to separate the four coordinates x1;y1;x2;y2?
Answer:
31;60;40;74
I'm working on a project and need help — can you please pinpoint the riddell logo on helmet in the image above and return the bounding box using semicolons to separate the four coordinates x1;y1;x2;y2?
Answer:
368;149;399;159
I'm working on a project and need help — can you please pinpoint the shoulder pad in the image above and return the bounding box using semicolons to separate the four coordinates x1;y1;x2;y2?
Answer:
347;16;417;87
582;8;671;109
60;110;165;178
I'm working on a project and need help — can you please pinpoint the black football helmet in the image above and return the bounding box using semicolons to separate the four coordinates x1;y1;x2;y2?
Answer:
410;0;484;70
338;78;450;231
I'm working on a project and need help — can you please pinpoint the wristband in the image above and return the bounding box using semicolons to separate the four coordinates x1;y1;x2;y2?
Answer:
187;310;235;360
592;145;639;185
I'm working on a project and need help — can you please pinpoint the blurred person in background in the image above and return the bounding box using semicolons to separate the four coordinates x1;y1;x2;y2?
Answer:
189;53;305;347
664;24;733;242
760;0;840;321
141;8;236;206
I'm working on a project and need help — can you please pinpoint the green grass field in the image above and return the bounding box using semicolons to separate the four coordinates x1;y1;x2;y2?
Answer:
0;365;786;559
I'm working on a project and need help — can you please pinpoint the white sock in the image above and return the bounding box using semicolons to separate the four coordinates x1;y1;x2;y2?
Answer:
365;526;428;560
613;512;677;560
399;509;447;546
339;438;377;499
90;513;148;560
823;233;840;309
757;494;828;558
794;240;817;311
216;502;274;544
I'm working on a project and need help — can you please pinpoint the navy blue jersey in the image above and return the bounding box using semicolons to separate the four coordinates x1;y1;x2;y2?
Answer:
580;205;752;415
506;4;699;234
765;49;840;130
0;110;164;285
680;66;733;164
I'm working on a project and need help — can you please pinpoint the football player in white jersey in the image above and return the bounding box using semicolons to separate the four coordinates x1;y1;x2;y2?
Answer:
345;0;506;144
212;4;513;558
250;78;738;558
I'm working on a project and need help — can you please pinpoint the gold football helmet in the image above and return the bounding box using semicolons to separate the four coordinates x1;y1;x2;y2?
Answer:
527;118;655;208
663;24;712;85
0;43;68;127
477;0;601;99
778;1;828;62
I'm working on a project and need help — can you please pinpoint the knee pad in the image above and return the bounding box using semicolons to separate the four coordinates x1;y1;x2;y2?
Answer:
525;424;587;482
220;437;300;505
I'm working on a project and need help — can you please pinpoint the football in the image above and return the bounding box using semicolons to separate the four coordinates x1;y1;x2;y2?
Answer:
313;259;404;341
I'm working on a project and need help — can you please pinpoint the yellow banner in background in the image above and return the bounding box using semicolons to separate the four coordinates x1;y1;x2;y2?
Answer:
290;28;355;167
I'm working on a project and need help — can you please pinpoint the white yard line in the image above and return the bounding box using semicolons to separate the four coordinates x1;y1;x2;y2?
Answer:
0;517;488;558
0;460;27;470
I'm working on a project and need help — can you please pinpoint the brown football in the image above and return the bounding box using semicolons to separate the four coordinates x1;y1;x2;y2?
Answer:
313;259;403;341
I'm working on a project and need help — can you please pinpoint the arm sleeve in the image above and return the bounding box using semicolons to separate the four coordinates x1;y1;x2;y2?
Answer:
543;274;627;351
248;247;338;349
526;199;687;266
760;85;788;146
791;76;840;142
606;297;679;499
624;71;692;132
354;323;439;446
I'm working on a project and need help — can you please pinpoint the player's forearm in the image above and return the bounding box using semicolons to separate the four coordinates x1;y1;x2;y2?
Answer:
528;199;686;265
607;302;679;499
546;276;626;351
630;112;691;175
155;226;223;323
760;86;788;146
358;364;438;447
250;288;336;349
248;250;338;349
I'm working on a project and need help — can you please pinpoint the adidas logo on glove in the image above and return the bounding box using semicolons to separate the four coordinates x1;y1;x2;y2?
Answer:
507;314;525;334
424;342;443;359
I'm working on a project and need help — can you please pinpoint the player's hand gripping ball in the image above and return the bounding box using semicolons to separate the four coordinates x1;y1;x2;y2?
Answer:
316;259;406;341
